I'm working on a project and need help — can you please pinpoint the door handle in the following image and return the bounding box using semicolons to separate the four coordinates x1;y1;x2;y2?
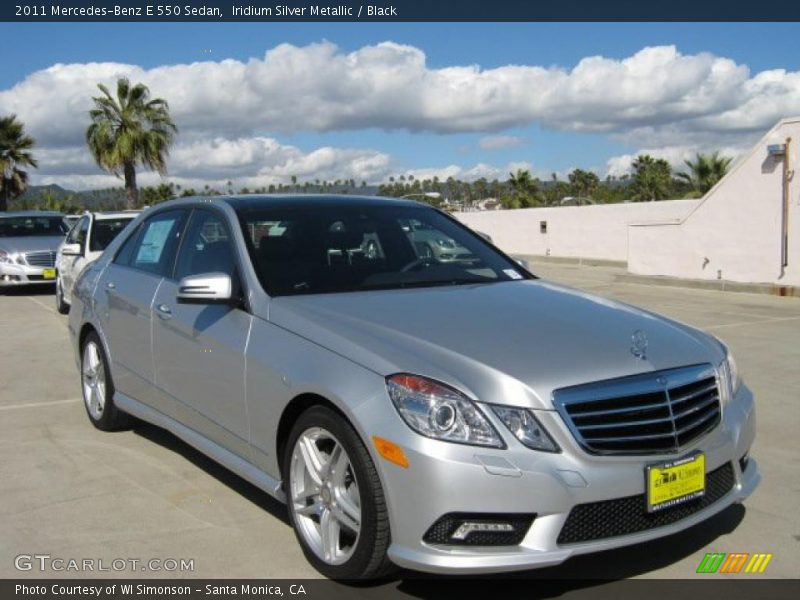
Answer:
156;304;172;319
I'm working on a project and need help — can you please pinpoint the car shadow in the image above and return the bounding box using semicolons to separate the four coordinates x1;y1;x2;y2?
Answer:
131;421;291;526
0;285;55;297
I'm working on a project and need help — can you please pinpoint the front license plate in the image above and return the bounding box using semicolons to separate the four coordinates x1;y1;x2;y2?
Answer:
42;268;56;279
646;452;705;512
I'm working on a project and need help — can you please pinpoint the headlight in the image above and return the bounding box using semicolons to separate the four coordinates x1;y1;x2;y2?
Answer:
714;336;741;400
0;250;12;264
724;350;741;397
491;406;560;452
386;374;504;448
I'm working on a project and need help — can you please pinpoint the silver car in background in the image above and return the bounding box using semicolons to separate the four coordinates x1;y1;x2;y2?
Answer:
0;211;67;288
68;195;758;579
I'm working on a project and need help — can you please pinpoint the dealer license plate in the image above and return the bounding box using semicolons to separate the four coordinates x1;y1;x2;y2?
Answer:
646;452;705;512
42;268;56;279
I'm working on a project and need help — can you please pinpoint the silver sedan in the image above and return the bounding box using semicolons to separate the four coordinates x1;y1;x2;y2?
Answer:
68;195;759;579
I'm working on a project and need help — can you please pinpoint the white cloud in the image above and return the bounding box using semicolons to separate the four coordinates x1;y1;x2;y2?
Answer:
3;42;798;145
479;135;525;150
32;136;392;190
2;41;798;188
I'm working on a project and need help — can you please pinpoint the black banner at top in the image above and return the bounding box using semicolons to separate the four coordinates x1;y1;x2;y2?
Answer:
4;0;800;22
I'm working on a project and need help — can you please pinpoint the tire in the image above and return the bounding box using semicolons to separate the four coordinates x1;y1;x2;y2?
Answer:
55;278;70;314
80;331;130;431
283;405;395;580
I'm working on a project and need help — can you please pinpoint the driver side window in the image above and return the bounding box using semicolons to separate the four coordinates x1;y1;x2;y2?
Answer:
67;216;89;248
174;210;236;281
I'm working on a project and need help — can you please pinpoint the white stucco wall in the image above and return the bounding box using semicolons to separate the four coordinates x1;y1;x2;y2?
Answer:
457;200;699;262
628;118;800;287
456;117;800;288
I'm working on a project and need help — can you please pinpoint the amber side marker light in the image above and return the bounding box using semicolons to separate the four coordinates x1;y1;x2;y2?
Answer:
372;436;410;468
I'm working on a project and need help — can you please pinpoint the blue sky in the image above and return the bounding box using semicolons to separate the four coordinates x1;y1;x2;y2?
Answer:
1;22;799;190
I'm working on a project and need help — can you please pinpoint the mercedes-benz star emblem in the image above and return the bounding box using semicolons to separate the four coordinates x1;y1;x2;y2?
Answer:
631;330;648;360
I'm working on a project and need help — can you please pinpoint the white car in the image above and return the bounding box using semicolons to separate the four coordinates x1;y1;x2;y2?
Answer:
55;211;138;313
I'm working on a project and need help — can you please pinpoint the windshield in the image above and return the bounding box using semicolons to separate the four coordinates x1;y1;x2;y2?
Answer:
90;218;135;252
0;216;68;237
237;204;532;296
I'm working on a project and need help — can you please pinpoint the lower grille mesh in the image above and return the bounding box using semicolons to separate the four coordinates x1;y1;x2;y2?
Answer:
557;462;735;545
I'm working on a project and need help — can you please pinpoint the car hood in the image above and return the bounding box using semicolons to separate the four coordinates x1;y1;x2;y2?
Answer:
269;280;723;410
0;236;63;254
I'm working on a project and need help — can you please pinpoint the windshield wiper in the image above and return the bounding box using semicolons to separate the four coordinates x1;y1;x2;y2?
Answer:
359;278;494;291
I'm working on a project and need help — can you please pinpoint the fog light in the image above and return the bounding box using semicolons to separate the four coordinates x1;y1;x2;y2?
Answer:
739;451;750;473
451;521;515;540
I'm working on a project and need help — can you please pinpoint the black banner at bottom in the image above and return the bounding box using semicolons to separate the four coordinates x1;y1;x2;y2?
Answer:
4;579;800;600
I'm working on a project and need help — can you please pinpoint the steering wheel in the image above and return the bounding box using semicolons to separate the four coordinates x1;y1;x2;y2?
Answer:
400;257;436;272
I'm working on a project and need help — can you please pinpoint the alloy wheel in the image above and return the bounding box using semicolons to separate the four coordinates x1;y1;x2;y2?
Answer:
82;341;106;420
289;427;362;565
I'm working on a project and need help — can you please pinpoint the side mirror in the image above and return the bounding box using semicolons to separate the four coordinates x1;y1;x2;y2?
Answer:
61;243;82;256
176;272;233;304
515;257;530;270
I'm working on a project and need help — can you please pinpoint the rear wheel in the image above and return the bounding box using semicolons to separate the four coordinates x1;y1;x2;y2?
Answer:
81;332;130;431
283;406;395;580
55;278;70;314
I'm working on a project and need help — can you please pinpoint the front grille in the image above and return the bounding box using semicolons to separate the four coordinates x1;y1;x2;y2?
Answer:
423;513;535;546
557;462;735;545
24;251;56;267
554;364;721;455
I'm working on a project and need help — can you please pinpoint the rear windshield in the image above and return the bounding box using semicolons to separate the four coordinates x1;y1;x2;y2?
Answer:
0;216;67;237
236;204;531;296
90;218;135;252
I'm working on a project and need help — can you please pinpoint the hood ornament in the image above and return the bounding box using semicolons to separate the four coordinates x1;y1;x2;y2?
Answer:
631;330;648;360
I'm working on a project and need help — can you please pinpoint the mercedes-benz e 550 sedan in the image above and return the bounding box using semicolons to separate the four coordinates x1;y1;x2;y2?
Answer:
68;196;758;579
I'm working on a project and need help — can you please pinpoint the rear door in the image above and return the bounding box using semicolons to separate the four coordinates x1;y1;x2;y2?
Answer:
96;209;189;409
151;208;252;459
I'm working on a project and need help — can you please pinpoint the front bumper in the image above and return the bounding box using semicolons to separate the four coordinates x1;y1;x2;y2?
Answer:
0;263;56;286
366;384;758;574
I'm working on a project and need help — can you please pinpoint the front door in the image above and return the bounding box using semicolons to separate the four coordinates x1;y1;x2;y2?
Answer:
151;208;252;460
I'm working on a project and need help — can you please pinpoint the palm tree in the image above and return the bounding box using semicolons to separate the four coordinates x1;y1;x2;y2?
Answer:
0;114;38;211
86;77;177;209
631;155;673;201
677;152;733;196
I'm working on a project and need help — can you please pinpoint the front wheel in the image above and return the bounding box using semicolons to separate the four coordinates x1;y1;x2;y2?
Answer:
283;406;395;580
81;332;130;431
55;278;70;314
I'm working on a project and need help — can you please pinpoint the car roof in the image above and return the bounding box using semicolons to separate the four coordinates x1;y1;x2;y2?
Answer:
203;194;424;211
91;211;140;220
0;210;64;218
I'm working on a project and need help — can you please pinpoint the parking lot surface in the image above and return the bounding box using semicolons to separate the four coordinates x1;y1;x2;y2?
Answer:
1;263;798;583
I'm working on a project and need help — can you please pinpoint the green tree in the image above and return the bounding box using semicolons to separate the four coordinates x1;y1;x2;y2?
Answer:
505;168;540;208
567;168;600;199
631;155;673;201
676;151;733;197
86;77;177;209
0;114;38;211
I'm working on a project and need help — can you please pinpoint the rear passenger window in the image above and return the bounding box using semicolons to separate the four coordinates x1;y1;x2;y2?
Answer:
116;210;187;276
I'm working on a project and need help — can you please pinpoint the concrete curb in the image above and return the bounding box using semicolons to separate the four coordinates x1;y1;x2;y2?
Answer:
616;272;800;298
515;254;627;268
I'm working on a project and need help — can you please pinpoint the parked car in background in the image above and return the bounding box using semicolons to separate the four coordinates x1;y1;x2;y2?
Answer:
68;196;757;579
55;211;138;313
0;211;68;289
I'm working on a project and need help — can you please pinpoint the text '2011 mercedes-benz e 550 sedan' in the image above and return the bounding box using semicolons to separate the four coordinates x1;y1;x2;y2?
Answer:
68;195;759;579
